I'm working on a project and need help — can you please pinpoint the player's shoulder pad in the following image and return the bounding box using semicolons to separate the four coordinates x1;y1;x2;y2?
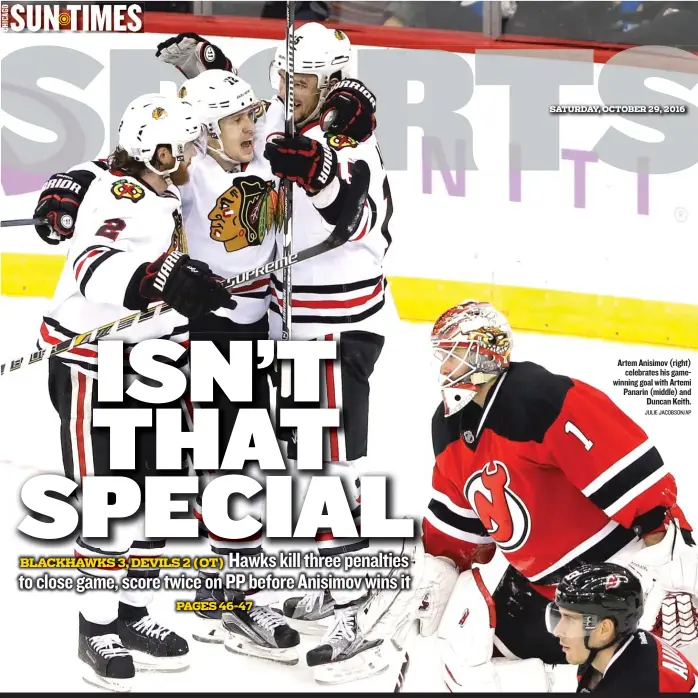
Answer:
432;400;463;458
487;361;574;444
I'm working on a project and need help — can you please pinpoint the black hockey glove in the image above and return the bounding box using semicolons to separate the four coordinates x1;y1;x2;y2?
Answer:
320;79;377;143
125;251;237;319
155;33;235;79
34;169;96;245
264;135;337;193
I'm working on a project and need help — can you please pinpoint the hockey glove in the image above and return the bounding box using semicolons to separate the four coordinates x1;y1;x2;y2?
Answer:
34;169;97;245
321;79;377;143
155;33;235;79
125;251;237;319
264;135;337;193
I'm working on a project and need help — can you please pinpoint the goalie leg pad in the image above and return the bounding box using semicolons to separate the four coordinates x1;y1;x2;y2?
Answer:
437;568;496;668
442;658;552;693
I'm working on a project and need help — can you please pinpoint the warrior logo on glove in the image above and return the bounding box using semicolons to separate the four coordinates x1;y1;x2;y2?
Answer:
464;461;532;553
208;175;283;253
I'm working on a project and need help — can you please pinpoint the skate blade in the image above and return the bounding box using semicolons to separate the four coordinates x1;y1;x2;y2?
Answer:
81;667;133;693
130;650;190;673
313;649;390;686
192;618;225;645
284;615;332;636
224;636;299;666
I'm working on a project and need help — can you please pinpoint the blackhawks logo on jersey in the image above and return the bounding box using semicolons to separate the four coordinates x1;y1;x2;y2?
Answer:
325;132;358;150
208;175;283;253
111;179;145;203
464;460;532;553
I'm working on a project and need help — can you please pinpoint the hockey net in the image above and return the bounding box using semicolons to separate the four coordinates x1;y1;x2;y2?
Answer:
653;593;698;648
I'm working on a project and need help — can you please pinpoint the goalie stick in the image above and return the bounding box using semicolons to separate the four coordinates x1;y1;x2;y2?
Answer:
0;160;370;378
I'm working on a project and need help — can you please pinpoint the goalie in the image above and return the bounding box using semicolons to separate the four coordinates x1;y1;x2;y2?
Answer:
325;299;698;690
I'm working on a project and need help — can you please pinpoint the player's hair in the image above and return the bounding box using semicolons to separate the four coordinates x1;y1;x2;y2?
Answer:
108;144;172;177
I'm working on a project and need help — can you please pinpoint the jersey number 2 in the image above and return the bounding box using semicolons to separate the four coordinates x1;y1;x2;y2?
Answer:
565;421;594;451
96;218;125;241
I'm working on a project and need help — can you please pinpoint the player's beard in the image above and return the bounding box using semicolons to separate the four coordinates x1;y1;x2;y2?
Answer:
169;165;190;186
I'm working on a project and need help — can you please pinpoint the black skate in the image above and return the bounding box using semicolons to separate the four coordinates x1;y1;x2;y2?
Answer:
192;577;226;645
283;589;335;635
117;603;189;672
222;599;301;665
78;614;135;693
307;604;387;685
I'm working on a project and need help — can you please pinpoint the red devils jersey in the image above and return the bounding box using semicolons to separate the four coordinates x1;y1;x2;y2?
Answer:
423;362;689;593
577;630;698;692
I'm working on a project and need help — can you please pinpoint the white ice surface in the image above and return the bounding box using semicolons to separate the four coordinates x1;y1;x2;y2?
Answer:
1;294;696;692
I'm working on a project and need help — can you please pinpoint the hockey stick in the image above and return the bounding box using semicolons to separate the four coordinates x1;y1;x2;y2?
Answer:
0;160;370;378
1;217;47;228
280;0;295;342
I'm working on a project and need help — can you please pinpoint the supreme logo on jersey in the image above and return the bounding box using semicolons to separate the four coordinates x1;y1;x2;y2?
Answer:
111;179;145;202
208;175;283;253
325;132;358;150
464;461;532;553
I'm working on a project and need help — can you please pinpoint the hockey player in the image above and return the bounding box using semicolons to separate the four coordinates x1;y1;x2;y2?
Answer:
40;93;235;691
171;69;302;664
155;27;392;671
312;299;698;688
261;22;394;665
548;562;698;692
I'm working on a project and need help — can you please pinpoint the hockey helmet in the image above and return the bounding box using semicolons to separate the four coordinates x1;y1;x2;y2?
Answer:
546;562;644;646
431;300;512;416
118;93;202;176
270;22;352;123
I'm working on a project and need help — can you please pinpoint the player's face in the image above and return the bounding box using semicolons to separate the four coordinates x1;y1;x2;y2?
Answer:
552;608;590;664
278;70;320;122
437;344;473;385
218;107;257;163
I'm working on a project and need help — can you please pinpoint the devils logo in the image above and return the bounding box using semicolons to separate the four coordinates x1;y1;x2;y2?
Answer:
464;461;531;553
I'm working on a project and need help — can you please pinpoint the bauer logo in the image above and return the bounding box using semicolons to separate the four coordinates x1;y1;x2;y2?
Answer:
1;4;143;32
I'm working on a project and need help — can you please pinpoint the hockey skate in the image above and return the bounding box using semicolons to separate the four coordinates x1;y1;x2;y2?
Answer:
222;601;301;665
191;581;226;644
307;603;388;686
282;589;335;635
118;604;190;672
78;615;135;693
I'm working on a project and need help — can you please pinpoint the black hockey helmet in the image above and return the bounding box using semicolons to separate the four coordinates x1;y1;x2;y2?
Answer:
546;562;644;646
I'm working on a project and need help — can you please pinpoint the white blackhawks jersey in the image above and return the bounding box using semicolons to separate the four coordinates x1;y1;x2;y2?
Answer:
38;166;189;378
263;98;393;340
179;112;281;325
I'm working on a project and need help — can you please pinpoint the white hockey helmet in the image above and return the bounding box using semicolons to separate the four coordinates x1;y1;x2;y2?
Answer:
431;300;513;416
270;22;352;122
118;93;202;176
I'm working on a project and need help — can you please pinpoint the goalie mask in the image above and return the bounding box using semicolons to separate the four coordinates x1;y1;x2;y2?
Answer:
431;300;512;416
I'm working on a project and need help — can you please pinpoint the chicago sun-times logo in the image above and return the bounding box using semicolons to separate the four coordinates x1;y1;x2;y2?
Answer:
1;4;143;32
464;460;531;553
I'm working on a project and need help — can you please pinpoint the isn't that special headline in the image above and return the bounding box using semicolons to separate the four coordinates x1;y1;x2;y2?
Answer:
18;339;415;543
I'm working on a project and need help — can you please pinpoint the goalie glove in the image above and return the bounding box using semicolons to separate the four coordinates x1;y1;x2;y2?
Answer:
155;33;235;79
617;520;698;646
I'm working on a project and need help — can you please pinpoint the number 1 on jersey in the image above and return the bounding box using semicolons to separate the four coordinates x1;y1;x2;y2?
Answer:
565;421;594;451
